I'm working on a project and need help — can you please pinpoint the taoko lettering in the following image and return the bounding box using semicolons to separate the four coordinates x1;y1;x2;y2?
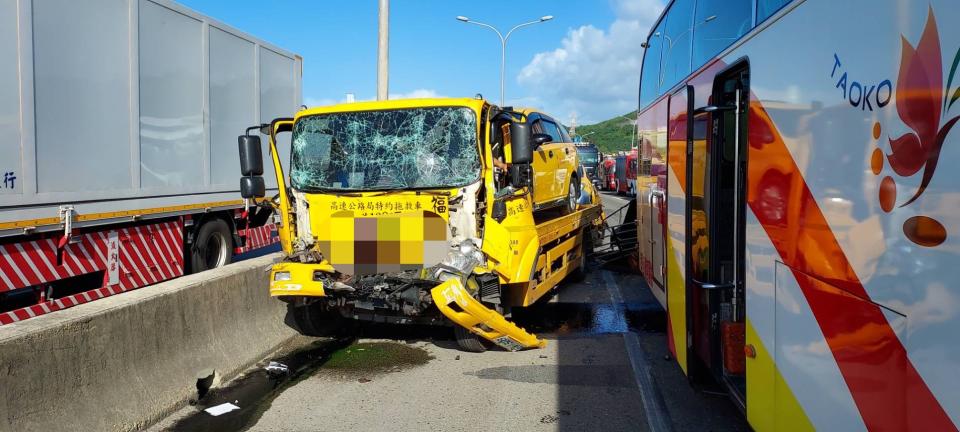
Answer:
832;53;892;111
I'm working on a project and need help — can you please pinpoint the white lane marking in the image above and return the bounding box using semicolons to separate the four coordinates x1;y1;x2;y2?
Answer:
601;271;671;432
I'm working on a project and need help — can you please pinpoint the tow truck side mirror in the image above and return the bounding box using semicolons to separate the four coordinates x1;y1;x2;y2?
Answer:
510;122;533;164
240;176;265;199
239;134;263;176
239;134;265;199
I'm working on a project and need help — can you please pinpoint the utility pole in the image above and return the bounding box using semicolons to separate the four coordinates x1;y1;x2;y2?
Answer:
377;0;389;101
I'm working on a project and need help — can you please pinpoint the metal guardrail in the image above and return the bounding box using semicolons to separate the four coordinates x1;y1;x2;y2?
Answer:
591;199;637;266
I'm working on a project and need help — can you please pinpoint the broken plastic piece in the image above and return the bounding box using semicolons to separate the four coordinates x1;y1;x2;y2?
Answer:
265;361;289;376
204;402;240;416
431;278;546;351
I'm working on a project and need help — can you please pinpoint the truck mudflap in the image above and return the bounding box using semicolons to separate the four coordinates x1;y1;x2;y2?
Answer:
431;278;546;351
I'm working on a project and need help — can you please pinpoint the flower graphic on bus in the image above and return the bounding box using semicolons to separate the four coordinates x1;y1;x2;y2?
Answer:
873;7;956;247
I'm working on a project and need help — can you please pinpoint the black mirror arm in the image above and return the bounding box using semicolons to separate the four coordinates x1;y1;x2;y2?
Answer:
246;124;269;136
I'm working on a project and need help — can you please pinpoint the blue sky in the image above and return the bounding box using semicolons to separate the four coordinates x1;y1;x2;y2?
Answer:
179;0;665;124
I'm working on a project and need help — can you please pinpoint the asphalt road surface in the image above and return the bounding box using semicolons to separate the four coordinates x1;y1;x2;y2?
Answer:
150;191;747;432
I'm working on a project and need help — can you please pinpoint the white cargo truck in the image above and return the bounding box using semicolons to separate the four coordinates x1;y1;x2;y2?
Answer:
0;0;301;324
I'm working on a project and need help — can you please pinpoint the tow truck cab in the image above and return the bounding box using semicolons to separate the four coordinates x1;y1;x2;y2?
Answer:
237;98;602;351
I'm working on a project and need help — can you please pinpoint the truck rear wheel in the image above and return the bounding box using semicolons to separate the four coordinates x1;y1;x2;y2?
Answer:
190;218;233;272
454;325;489;352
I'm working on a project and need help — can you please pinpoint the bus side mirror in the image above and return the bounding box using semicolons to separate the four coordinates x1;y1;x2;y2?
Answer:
240;176;265;199
239;135;264;176
510;122;533;164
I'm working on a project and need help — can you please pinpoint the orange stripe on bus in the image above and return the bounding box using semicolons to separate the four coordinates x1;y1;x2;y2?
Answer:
746;99;954;431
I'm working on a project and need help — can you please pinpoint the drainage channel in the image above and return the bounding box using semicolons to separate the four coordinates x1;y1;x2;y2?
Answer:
162;324;443;432
166;337;353;432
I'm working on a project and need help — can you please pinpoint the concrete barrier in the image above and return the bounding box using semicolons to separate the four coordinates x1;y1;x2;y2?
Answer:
0;253;297;432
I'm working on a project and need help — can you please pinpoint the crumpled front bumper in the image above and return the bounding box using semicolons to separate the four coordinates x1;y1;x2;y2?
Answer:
269;261;335;297
431;278;546;351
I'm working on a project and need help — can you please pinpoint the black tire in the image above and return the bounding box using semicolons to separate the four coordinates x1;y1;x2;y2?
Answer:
289;302;352;337
562;176;581;215
454;325;488;353
190;218;233;273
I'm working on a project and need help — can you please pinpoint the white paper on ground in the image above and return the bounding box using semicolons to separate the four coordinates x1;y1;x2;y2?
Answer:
204;402;240;416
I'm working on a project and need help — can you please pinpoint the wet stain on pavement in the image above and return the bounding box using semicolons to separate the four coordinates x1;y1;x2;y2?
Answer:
465;364;636;388
511;301;666;336
322;341;433;377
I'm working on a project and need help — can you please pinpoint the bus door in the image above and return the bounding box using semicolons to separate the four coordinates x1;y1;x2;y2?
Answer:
685;63;749;405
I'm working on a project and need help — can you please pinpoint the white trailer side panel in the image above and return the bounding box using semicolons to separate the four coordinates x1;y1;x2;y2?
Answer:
33;0;133;194
209;27;256;187
0;0;301;238
139;0;205;190
259;47;297;189
0;0;18;196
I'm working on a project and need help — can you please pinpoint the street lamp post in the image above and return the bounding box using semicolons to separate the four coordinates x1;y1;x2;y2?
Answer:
622;114;637;150
577;131;596;142
456;15;553;106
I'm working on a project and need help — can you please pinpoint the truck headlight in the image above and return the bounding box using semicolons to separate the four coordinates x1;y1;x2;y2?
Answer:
273;271;292;281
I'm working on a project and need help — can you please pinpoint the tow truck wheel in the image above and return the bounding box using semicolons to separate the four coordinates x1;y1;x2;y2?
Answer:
454;325;489;352
563;176;580;215
289;302;351;337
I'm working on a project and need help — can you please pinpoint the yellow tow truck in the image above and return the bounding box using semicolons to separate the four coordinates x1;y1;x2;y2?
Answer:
237;97;603;351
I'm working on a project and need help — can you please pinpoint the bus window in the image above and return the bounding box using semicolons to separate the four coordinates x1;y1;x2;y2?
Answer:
639;19;665;108
757;0;792;22
691;0;752;69
659;0;694;92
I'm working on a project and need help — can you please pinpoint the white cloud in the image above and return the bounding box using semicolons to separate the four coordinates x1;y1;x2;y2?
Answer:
304;96;338;107
304;89;445;107
518;0;665;124
389;89;446;100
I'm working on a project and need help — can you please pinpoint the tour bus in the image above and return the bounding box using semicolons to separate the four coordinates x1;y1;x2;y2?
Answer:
633;0;959;430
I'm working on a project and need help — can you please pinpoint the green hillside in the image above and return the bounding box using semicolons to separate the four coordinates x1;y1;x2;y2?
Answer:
572;111;636;154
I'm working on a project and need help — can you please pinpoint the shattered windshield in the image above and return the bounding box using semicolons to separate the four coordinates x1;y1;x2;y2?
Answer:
290;107;480;191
